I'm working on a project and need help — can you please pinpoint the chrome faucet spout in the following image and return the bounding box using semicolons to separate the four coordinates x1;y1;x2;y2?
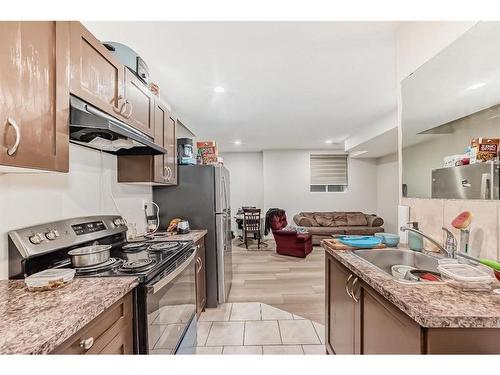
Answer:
400;225;456;258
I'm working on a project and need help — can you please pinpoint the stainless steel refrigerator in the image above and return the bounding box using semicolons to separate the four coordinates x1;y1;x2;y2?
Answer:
432;161;500;199
153;165;232;307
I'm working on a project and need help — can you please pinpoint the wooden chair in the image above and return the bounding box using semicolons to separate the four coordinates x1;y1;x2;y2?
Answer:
243;208;261;249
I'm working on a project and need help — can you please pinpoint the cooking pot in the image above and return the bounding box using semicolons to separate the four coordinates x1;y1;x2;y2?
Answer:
68;245;111;268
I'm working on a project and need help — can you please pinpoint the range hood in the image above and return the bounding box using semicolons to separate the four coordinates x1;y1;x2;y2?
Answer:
69;95;166;155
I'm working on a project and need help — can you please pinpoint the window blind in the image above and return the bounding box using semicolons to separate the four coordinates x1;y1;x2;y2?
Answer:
310;154;348;185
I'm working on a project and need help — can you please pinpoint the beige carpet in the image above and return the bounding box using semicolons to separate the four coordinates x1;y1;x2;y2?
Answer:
228;238;325;324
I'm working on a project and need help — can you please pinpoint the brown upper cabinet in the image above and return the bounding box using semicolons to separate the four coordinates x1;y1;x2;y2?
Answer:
69;22;127;121
0;21;70;172
122;68;155;137
117;98;177;185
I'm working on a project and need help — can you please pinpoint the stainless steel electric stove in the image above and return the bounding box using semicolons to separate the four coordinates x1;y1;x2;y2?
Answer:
8;215;197;355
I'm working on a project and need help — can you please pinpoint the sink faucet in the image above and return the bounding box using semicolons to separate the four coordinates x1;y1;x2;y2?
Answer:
400;225;457;258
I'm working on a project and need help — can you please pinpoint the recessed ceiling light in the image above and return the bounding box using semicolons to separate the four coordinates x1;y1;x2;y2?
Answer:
214;86;225;93
325;140;334;144
233;140;242;145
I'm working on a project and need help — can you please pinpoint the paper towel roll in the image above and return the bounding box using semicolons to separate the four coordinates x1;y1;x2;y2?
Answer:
398;205;410;243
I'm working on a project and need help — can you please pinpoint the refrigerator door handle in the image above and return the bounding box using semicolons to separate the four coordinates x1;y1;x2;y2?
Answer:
480;173;491;200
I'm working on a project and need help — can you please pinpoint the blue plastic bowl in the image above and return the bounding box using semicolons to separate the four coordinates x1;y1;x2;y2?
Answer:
376;233;400;247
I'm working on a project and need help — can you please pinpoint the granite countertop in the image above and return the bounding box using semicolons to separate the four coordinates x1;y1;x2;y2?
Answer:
164;229;208;243
0;277;138;354
322;242;500;328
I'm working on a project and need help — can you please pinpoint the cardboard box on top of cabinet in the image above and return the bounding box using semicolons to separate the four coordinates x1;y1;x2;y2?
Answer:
470;138;500;163
197;141;218;164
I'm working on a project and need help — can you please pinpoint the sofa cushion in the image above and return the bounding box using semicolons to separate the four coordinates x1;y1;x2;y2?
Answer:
366;214;384;227
305;226;345;235
332;213;348;226
335;226;383;235
295;216;319;227
346;213;368;226
315;215;335;227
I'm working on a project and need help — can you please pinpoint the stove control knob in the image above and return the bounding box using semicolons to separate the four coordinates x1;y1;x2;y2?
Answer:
45;230;58;240
29;233;44;244
113;218;122;227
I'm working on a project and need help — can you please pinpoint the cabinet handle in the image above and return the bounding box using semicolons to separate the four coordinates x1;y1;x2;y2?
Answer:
6;117;20;156
351;277;359;303
79;337;94;350
345;274;354;298
167;167;172;180
163;166;168;180
123;101;133;119
111;95;126;115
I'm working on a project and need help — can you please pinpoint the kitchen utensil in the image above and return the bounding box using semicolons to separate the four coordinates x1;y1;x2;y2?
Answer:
391;264;416;279
68;245;111;268
338;236;382;249
438;262;494;291
25;269;75;292
456;252;500;270
452;211;473;229
494;269;500;282
323;238;386;251
405;269;442;282
177;220;190;234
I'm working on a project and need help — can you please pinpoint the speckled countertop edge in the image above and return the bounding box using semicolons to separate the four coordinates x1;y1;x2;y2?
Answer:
0;277;138;354
322;242;500;328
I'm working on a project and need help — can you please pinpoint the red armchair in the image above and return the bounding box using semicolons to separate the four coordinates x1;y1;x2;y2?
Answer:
270;211;313;258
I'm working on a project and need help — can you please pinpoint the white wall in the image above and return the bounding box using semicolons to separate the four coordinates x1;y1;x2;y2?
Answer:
220;152;264;228
376;153;399;233
263;150;378;220
0;144;152;279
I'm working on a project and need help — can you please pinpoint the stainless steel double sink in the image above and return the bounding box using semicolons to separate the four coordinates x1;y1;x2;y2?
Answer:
352;248;442;283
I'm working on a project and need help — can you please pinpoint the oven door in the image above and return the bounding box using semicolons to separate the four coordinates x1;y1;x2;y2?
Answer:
145;248;197;354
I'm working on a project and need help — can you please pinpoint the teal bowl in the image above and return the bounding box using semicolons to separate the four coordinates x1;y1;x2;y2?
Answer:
374;233;400;247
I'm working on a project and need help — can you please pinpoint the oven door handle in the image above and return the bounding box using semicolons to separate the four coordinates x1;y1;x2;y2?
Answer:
147;249;196;294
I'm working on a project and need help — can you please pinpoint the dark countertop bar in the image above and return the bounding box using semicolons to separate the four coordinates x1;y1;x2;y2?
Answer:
322;241;500;328
0;277;138;354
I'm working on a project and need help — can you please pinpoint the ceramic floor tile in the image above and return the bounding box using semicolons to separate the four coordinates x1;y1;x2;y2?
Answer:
222;345;263;355
302;345;326;355
244;320;282;345
196;322;212;346
278;320;320;345
311;321;325;344
206;321;245;346
230;302;261;321
199;303;232;322
263;345;304;354
292;314;306;320
261;303;294;320
194;346;223;355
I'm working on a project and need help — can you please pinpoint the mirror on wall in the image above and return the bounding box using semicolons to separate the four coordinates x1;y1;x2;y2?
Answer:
401;22;500;200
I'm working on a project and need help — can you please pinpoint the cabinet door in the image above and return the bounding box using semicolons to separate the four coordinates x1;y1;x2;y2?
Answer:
195;239;207;316
153;102;176;184
325;255;360;354
69;22;124;120
0;21;69;172
362;285;422;354
123;68;155;137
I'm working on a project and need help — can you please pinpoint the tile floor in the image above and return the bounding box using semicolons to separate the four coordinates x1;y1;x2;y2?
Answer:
194;302;326;355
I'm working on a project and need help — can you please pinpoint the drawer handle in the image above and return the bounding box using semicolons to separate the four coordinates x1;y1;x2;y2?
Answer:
123;101;133;119
111;95;126;115
6;117;20;156
79;337;94;350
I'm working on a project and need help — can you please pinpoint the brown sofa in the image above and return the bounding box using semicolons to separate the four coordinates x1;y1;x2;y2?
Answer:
292;212;384;245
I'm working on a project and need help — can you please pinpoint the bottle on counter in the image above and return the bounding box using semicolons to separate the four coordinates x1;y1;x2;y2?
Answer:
407;221;424;252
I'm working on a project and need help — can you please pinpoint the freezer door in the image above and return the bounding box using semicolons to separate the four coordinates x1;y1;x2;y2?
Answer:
216;213;233;303
432;163;495;199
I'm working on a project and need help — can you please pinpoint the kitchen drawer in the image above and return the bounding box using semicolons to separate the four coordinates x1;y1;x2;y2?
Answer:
52;292;133;354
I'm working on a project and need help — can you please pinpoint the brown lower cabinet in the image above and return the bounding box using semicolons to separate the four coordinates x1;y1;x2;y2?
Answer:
52;292;133;354
195;237;207;316
325;253;500;354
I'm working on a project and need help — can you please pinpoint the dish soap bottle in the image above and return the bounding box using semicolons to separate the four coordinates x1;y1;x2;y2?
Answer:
407;222;423;252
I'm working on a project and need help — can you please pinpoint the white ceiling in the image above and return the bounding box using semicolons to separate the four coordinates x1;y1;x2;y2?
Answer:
85;21;398;152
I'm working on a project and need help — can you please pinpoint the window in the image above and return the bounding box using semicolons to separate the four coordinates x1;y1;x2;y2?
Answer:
310;154;348;192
